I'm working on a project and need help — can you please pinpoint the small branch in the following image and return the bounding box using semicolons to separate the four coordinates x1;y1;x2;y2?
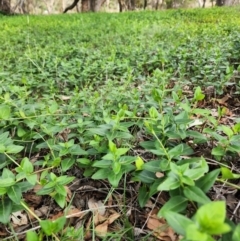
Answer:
63;0;80;13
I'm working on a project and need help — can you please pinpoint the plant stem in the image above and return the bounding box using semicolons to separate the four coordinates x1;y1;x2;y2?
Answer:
217;178;240;190
152;130;171;162
4;153;21;167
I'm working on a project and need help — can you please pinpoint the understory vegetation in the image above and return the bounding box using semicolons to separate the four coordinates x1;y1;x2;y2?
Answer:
0;7;240;241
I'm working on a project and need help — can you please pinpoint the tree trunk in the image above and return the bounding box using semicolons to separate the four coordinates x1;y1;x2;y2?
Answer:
224;0;233;5
143;0;147;9
216;0;224;5
165;0;173;8
0;0;11;14
118;0;123;11
81;0;89;11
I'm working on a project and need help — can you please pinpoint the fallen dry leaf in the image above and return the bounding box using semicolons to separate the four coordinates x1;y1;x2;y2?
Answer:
94;213;107;225
60;95;71;100
34;205;49;218
65;186;72;202
216;94;230;105
51;211;63;221
24;193;42;206
108;212;121;224
147;214;176;241
88;198;105;215
66;206;85;218
156;172;164;178
95;212;121;238
95;221;108;238
11;211;28;226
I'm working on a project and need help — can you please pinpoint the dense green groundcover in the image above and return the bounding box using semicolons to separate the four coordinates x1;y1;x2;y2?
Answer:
0;7;240;240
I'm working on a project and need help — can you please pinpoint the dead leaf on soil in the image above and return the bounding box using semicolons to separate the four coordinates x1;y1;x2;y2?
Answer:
51;211;64;221
60;95;71;100
216;94;230;105
156;172;164;178
95;212;121;238
11;211;28;226
95;221;108;238
65;186;72;202
88;198;105;215
66;206;85;218
58;128;71;141
94;213;107;225
24;193;42;206
34;205;49;218
147;214;176;241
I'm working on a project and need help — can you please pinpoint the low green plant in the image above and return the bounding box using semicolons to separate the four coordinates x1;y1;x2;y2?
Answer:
164;201;232;241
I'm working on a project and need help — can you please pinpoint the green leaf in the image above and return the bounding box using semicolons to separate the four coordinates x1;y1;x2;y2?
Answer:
26;231;39;241
149;106;159;119
56;175;75;185
119;156;136;165
168;144;193;159
232;123;240;134
227;144;240;153
194;86;205;101
183;186;210;204
21;158;33;173
37;187;54;195
142;160;162;172
195;169;220;193
53;193;66;208
55;184;67;196
2;168;15;179
135;170;156;184
186;224;214;241
17;181;34;192
135;156;144;171
0;178;15;187
92;159;111;168
138;185;149;208
26;174;37;185
0;132;10;144
40;216;66;236
108;171;123;187
157;177;180;191
17;127;27;137
211;145;226;156
69;145;87;155
61;158;75;172
48;101;58;114
0;187;7;195
221;167;240;179
112;161;121;174
158;196;188;218
0;198;12;224
109;140;117;153
164;211;194;236
5;145;24;154
116;148;129;156
77;158;91;166
181;175;195;186
92;169;109;179
0;144;6;153
232;224;240;241
219;125;233;138
7;185;22;204
195;201;231;235
186;130;208;143
0;105;11;120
